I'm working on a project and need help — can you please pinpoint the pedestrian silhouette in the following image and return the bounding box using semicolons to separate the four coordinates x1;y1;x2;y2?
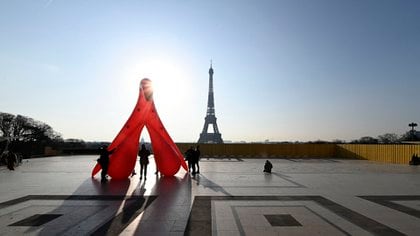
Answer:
263;160;273;173
193;145;201;174
97;146;114;183
185;146;195;173
138;144;151;180
5;151;16;171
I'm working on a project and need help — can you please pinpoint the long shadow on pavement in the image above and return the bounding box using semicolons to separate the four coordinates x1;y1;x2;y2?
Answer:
131;173;192;234
23;177;156;235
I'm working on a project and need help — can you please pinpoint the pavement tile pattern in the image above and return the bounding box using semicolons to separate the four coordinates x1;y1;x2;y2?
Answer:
1;155;420;235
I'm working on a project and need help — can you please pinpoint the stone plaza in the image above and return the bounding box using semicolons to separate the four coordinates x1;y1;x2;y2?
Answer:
1;155;420;235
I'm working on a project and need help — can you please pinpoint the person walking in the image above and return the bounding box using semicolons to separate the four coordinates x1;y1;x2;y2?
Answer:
138;144;151;180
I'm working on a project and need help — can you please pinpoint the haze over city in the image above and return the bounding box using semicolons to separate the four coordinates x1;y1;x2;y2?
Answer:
1;0;419;143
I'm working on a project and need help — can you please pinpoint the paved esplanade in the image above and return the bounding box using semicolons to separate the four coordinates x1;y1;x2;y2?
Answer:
1;156;420;235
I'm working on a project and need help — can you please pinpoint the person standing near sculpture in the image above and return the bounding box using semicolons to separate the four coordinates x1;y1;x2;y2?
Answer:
185;146;195;173
193;145;201;174
138;144;151;180
97;146;114;183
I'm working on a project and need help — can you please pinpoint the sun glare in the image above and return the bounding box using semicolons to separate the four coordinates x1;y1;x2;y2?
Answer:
117;57;193;142
148;59;190;104
120;56;194;121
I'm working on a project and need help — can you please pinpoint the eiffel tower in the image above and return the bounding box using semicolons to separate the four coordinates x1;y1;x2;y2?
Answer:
198;62;223;143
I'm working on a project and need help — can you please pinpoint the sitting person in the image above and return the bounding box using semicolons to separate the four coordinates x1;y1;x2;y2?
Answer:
409;154;419;166
263;160;273;173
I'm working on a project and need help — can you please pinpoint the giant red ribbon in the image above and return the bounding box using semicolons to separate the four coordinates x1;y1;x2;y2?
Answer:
91;79;188;179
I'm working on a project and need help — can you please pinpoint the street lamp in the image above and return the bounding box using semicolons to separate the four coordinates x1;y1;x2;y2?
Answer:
409;122;418;131
409;122;418;140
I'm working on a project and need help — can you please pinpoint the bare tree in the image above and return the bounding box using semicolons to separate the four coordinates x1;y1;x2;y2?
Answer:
0;112;62;143
377;133;400;144
0;112;14;139
355;136;378;144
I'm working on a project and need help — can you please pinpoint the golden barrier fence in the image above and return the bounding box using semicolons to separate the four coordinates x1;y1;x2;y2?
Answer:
175;143;420;164
336;144;420;164
176;143;336;158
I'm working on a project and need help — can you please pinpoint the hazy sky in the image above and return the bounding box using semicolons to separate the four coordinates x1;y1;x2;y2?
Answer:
1;0;419;142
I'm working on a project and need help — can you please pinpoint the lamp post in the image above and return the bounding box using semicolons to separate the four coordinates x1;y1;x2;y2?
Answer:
409;122;418;140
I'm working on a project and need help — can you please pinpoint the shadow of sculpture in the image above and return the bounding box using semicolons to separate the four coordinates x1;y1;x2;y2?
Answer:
131;173;193;234
16;177;154;235
91;180;156;235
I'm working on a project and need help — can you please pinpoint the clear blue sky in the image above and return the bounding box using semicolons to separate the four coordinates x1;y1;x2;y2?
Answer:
1;0;419;142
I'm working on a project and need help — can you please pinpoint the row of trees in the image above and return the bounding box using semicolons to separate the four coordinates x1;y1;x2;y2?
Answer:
0;112;113;157
341;131;418;144
0;112;62;143
0;112;63;156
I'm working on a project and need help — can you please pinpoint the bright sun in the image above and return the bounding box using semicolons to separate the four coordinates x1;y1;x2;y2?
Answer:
117;56;194;142
121;57;193;113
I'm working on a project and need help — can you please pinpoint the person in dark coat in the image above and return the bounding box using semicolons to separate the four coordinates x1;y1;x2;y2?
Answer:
97;146;114;182
193;145;201;174
263;160;273;173
185;146;195;173
138;144;151;180
5;151;16;171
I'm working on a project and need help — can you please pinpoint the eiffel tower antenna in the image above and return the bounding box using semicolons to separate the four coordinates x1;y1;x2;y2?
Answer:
198;62;223;143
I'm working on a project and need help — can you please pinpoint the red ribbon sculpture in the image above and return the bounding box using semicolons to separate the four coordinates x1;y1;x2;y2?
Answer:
91;79;188;180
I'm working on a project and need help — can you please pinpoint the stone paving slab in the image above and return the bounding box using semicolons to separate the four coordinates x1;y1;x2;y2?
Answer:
1;156;420;235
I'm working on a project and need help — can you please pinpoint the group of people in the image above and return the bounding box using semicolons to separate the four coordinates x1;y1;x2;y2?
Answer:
97;144;273;182
184;145;201;175
96;144;203;182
